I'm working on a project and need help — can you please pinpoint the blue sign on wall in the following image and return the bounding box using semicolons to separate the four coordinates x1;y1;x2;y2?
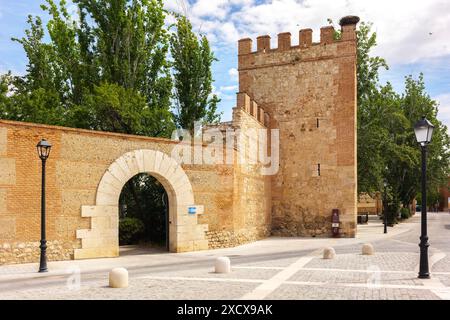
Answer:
188;207;197;214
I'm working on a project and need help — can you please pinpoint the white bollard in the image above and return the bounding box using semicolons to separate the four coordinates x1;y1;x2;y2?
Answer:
362;243;374;255
323;247;336;259
109;267;129;288
215;257;231;274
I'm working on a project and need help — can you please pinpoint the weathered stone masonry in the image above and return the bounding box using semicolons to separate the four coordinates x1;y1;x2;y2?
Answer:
0;113;271;264
237;16;358;237
0;16;358;264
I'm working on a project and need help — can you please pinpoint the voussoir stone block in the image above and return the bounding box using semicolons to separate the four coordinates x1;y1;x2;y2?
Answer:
109;268;128;288
153;151;164;173
96;191;119;206
97;179;121;198
107;163;127;184
323;247;336;259
165;162;178;179
115;156;133;179
143;150;156;172
362;243;374;255
100;171;124;191
157;156;172;177
123;152;139;176
215;257;231;274
133;149;145;173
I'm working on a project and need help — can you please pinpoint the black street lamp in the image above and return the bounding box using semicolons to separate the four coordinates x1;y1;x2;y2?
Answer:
37;139;52;273
414;117;434;279
383;212;388;233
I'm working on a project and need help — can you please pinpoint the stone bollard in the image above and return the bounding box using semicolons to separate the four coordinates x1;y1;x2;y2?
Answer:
215;257;231;273
362;243;374;255
109;267;128;288
323;247;336;259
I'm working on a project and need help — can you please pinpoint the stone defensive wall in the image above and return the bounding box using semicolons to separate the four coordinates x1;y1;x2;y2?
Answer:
0;115;271;265
237;16;359;237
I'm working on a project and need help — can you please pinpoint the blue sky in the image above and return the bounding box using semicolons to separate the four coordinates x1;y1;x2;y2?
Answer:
1;0;449;127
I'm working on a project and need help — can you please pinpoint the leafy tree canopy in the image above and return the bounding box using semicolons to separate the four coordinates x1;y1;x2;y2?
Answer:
0;0;175;137
170;15;221;133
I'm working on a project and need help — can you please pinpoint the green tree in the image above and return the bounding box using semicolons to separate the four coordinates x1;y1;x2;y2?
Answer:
329;19;450;220
75;0;173;111
399;74;450;208
353;22;450;221
70;82;174;137
170;15;221;133
0;0;174;137
355;22;390;195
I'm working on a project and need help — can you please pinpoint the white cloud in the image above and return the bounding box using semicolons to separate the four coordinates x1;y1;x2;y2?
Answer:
67;3;79;22
165;0;189;14
221;93;235;101
191;0;230;19
229;0;255;5
228;67;238;79
220;85;238;91
165;0;450;65
212;83;236;101
219;21;241;43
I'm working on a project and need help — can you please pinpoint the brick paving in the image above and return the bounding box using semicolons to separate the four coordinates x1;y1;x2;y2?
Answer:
0;212;449;300
431;255;450;272
304;252;419;271
267;284;441;300
288;269;423;286
0;278;260;300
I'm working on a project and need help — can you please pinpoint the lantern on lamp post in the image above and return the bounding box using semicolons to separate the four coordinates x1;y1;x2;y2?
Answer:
36;139;52;273
413;117;434;279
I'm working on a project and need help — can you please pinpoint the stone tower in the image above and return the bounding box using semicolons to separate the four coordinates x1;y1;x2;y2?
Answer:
237;16;359;237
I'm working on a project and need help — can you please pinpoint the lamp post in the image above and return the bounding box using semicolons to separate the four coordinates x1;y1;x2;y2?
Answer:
383;211;388;233
37;139;52;273
414;117;434;279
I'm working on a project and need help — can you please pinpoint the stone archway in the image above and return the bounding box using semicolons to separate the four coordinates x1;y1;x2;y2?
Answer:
74;149;208;260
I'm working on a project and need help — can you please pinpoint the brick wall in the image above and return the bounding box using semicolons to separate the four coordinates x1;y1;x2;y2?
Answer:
0;120;271;264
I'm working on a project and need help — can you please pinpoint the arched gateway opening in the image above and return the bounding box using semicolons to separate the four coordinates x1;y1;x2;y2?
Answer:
74;149;208;260
119;173;169;253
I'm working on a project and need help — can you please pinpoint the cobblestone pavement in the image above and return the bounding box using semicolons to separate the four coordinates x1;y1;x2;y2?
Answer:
1;212;450;300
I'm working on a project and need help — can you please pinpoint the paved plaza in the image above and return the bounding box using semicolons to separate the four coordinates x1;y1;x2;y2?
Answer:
1;212;450;300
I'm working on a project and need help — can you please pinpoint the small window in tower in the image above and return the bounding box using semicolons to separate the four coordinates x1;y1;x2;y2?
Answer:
317;118;320;128
317;163;321;176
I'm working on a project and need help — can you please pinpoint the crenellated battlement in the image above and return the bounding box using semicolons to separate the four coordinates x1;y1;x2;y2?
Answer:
238;15;359;56
235;92;269;127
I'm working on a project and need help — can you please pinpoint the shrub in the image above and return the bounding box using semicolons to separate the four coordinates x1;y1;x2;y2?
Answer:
119;217;145;245
400;207;411;220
